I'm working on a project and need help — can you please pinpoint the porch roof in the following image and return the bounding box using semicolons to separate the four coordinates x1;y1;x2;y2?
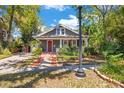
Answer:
35;35;88;40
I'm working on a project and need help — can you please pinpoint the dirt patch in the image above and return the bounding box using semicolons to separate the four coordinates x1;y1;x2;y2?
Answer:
32;70;119;88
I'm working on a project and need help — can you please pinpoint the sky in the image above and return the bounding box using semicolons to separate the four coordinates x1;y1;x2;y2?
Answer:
13;5;94;38
13;5;93;38
39;5;78;30
13;5;78;38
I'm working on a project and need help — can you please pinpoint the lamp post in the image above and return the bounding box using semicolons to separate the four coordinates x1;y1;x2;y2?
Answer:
76;6;86;78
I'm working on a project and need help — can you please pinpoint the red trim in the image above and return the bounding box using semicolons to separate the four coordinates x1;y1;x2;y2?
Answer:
47;40;53;52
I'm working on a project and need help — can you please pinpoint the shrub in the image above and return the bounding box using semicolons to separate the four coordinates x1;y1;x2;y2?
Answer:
84;47;96;56
32;48;42;56
0;45;3;54
100;42;120;57
107;53;123;63
3;48;12;55
58;45;78;56
58;45;69;55
99;53;124;80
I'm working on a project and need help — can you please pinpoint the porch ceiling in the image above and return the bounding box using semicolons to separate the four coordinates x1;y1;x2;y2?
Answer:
36;37;79;40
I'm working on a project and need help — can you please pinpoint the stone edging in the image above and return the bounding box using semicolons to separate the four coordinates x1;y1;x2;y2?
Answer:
94;69;124;88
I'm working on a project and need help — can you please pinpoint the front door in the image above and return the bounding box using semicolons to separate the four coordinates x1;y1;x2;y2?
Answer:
48;40;53;52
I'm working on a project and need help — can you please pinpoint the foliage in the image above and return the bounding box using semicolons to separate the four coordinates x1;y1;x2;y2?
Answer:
106;53;123;63
0;5;41;47
0;54;10;60
99;53;124;81
31;40;40;47
84;47;96;56
58;45;78;56
9;38;23;53
3;48;12;55
0;45;3;54
57;55;78;62
15;6;41;44
32;48;42;56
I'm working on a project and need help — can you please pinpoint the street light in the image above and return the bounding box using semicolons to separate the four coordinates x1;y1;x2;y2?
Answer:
76;6;86;78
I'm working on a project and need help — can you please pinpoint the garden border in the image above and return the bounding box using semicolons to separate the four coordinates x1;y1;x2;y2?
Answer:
94;69;124;88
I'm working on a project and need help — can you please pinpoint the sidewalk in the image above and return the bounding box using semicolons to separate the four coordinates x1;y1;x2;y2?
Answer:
0;52;99;75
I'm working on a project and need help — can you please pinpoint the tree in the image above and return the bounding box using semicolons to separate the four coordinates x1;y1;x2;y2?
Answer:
92;6;120;42
14;6;41;44
0;5;41;48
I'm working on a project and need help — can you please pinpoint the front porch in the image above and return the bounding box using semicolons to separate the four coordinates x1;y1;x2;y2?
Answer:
40;39;79;52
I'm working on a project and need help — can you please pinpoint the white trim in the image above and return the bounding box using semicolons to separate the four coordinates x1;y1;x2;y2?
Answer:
36;37;79;40
55;26;66;36
71;40;74;46
60;39;62;48
76;40;77;47
59;24;79;35
67;40;69;46
34;28;55;38
60;27;66;36
34;24;79;38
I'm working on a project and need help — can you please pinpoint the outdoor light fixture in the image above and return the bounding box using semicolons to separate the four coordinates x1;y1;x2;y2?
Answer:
75;6;86;78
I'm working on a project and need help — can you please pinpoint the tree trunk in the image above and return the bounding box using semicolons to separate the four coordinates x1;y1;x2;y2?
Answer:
8;5;15;47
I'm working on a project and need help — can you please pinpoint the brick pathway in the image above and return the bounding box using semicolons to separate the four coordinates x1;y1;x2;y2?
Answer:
32;52;57;67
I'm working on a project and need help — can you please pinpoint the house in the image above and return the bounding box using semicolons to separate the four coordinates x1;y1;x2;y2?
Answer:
34;24;89;52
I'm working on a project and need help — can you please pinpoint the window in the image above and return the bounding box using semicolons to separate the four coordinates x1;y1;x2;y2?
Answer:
56;27;65;35
61;28;65;35
56;28;60;35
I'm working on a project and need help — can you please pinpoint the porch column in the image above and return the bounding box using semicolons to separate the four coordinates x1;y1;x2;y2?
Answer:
71;40;73;46
76;40;77;47
67;40;69;46
60;39;62;48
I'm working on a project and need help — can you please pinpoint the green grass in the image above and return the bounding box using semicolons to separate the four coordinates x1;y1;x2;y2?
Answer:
57;55;105;65
0;54;12;60
57;55;78;63
99;62;124;83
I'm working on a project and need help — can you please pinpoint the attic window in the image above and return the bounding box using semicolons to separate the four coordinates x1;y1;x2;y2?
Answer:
61;28;65;35
56;28;60;35
56;27;65;35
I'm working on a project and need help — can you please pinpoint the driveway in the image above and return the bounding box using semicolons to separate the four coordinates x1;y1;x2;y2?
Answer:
0;53;32;74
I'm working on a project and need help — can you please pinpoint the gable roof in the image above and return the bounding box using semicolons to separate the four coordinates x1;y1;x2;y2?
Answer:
34;24;79;38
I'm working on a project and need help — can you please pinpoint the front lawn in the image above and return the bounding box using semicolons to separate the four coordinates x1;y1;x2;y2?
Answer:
57;55;105;65
0;48;12;60
0;70;118;88
57;55;78;63
0;54;12;60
